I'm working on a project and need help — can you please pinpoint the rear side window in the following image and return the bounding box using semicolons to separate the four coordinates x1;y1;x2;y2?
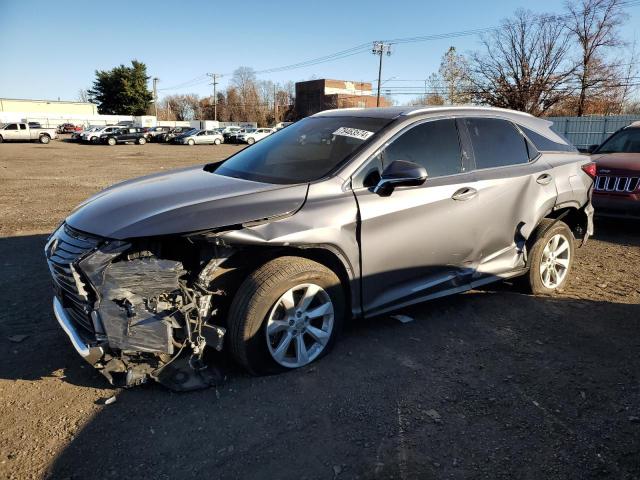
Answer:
5;124;17;130
382;119;463;178
519;125;576;152
464;118;529;169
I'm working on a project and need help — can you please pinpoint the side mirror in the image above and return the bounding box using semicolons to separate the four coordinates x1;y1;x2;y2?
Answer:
373;160;428;196
588;144;599;154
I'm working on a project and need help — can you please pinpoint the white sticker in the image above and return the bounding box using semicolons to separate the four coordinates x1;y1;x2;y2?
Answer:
332;127;374;141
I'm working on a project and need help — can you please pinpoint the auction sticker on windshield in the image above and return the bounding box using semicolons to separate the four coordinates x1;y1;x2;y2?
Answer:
332;127;374;141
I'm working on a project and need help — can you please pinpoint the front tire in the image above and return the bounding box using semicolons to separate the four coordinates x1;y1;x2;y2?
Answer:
247;137;255;145
523;219;574;295
188;139;195;146
227;256;345;375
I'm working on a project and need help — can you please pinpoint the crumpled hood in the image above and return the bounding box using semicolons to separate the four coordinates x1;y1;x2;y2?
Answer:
66;165;308;239
592;153;640;173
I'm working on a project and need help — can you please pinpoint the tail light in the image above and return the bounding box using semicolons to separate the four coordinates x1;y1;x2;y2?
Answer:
581;162;597;179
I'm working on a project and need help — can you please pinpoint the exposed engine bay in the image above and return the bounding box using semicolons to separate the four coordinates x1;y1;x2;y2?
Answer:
47;225;239;391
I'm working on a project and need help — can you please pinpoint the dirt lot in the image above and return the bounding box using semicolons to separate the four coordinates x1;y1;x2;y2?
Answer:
0;139;639;480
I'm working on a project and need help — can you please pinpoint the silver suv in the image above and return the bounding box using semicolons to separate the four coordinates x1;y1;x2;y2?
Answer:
45;106;594;390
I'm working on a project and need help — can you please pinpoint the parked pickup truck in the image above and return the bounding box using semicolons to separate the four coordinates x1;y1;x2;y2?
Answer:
0;122;58;144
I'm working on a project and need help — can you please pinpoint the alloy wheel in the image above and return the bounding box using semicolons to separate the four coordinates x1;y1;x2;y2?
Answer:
266;283;334;368
539;233;571;289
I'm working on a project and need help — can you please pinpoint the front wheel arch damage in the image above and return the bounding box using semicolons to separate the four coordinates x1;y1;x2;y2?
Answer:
76;234;351;391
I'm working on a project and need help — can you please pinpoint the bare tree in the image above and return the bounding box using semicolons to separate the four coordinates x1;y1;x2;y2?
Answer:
439;47;473;104
77;89;90;103
161;94;198;121
618;38;639;112
469;9;575;115
564;0;628;116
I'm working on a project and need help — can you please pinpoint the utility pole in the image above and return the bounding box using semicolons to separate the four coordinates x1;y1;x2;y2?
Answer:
372;42;392;107
207;73;220;121
152;77;159;118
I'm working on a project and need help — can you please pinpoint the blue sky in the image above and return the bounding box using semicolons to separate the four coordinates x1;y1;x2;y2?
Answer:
1;0;639;103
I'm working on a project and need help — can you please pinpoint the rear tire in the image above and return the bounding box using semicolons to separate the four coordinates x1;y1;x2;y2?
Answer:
214;138;221;145
39;134;50;144
227;256;345;375
522;219;574;295
138;137;146;145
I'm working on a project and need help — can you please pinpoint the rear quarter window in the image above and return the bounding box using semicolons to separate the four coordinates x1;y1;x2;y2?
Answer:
519;125;577;152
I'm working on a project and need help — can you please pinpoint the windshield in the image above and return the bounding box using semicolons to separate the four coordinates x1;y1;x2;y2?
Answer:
596;128;640;154
213;116;390;184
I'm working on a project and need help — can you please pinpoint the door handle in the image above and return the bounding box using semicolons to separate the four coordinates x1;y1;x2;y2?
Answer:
451;187;478;201
537;173;553;185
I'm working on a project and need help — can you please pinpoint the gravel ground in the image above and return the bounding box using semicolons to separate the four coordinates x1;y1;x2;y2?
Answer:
0;139;638;480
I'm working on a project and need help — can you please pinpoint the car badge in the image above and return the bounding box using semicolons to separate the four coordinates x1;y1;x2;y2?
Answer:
600;169;611;173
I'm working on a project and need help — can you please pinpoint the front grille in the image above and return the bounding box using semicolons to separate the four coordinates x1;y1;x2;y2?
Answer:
46;225;102;336
595;175;640;193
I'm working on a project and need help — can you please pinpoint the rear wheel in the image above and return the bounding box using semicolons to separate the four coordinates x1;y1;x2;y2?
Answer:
214;138;221;145
39;134;50;144
138;137;146;145
523;219;574;295
227;256;345;375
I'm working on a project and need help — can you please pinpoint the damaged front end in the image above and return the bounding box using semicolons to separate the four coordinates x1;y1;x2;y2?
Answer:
45;223;228;391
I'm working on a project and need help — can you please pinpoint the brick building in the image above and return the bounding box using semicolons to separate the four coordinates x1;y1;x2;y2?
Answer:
294;79;390;118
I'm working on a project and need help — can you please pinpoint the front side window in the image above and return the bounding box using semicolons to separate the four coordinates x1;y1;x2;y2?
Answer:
595;128;640;154
19;124;27;130
464;118;530;169
381;119;463;177
353;119;464;188
213;116;390;184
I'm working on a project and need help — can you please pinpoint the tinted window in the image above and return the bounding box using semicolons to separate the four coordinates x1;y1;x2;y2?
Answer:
214;116;389;184
5;124;17;130
595;128;640;154
464;118;529;169
382;119;463;177
519;125;576;152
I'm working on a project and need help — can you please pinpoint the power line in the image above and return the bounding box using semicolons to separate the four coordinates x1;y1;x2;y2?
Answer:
156;0;640;92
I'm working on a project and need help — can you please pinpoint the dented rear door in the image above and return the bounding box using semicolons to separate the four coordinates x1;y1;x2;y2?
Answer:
460;117;558;280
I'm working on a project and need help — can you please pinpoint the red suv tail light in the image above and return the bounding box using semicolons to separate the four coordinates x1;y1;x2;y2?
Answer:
581;162;597;179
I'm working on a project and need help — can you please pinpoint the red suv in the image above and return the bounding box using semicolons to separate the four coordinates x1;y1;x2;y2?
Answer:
591;122;640;218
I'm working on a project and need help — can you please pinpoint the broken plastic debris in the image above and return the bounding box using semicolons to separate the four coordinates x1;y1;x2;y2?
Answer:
425;409;442;423
104;395;117;405
8;334;29;343
391;314;414;324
